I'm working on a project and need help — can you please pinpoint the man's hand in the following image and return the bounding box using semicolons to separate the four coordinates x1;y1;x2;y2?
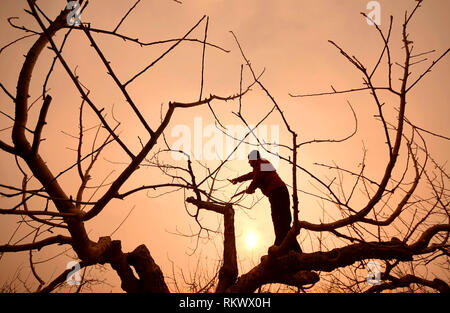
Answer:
228;178;238;185
246;187;255;194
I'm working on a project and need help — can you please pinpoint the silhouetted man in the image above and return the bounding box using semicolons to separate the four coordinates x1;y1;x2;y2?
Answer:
230;150;302;253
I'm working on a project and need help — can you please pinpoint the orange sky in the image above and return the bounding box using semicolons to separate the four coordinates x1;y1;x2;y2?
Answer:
0;0;449;292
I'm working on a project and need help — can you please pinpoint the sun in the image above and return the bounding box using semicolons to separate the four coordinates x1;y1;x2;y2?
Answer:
245;231;259;249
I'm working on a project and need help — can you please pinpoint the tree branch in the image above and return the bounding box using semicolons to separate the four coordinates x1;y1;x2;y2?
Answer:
82;25;154;136
124;15;207;86
366;274;450;293
0;235;72;253
31;94;51;155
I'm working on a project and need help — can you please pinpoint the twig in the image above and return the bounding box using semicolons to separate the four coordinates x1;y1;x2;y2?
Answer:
125;15;207;86
199;16;209;101
113;0;141;33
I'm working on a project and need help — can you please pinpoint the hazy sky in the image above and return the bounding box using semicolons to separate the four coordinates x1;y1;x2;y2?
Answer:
0;0;448;292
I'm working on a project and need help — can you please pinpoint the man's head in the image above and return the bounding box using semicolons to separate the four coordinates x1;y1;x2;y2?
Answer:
248;150;261;168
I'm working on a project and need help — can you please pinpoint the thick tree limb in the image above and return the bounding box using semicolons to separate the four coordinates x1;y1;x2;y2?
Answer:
101;239;140;293
127;244;169;293
40;261;87;293
0;140;16;154
31;94;52;155
0;208;78;217
185;197;238;292
0;235;72;253
99;239;169;293
366;274;450;293
228;224;449;292
27;2;135;160
216;204;238;292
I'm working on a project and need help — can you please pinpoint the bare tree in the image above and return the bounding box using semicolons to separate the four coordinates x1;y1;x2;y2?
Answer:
0;0;448;293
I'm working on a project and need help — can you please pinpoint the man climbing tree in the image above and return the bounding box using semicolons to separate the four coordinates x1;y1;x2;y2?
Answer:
230;150;302;253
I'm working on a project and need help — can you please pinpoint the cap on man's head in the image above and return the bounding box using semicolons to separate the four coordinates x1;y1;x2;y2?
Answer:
248;150;261;161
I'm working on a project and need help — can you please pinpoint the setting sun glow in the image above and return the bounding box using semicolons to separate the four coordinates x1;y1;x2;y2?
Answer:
245;231;259;249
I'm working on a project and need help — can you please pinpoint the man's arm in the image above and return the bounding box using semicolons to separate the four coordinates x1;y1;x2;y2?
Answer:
246;167;268;193
230;172;254;184
246;160;275;193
